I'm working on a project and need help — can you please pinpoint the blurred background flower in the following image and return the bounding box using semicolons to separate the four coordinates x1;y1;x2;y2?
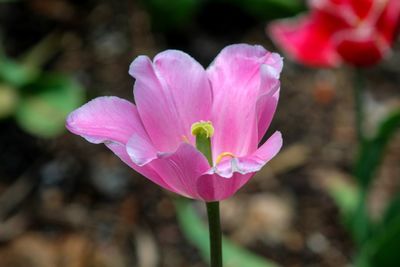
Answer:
268;0;400;67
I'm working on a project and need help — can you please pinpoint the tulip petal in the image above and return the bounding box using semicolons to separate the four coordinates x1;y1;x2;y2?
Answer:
335;33;387;66
256;64;281;142
376;0;400;43
127;135;211;198
350;0;373;19
66;96;175;191
207;44;282;158
106;142;175;191
197;132;282;201
66;96;146;145
268;12;345;67
129;50;212;152
310;0;369;22
211;131;282;178
197;131;281;201
125;132;158;166
196;173;254;201
153;143;211;199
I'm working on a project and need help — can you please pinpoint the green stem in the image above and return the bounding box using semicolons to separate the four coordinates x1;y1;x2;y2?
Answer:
206;201;222;267
351;191;370;245
191;121;222;267
196;133;213;166
353;68;365;143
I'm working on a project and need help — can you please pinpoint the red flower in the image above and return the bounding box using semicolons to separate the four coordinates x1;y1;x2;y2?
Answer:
268;0;400;67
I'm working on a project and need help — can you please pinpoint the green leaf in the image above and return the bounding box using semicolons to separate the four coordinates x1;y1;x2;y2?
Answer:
227;0;305;20
175;198;280;267
0;58;39;87
316;173;371;243
354;192;400;267
349;195;372;246
382;193;400;226
15;73;84;138
354;110;400;188
0;33;60;88
355;213;400;267
0;84;19;118
323;175;360;221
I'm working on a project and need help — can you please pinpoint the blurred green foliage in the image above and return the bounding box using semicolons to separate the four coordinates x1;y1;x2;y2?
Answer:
0;58;38;87
0;34;85;138
324;110;400;267
355;111;400;189
15;74;84;138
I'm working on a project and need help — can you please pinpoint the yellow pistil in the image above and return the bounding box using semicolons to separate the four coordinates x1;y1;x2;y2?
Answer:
215;152;235;164
191;120;214;138
191;121;214;165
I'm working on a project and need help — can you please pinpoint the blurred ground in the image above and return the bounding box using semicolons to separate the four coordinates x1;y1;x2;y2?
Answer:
0;0;400;267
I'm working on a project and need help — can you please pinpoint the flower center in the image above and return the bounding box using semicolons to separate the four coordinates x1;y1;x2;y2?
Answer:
215;152;235;164
181;135;190;143
191;121;214;166
191;120;214;138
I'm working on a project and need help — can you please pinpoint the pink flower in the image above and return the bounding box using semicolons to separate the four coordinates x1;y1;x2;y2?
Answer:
268;0;400;67
66;44;283;201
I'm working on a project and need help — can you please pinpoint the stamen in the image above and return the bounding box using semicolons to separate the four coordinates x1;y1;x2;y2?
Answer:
181;135;190;143
215;152;235;164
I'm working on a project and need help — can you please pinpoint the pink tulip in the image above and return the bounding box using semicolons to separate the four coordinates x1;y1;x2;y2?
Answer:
66;44;283;201
268;0;400;67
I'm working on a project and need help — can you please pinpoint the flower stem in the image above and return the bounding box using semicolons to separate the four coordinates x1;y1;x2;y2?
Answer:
353;68;365;143
206;201;222;267
191;121;222;267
